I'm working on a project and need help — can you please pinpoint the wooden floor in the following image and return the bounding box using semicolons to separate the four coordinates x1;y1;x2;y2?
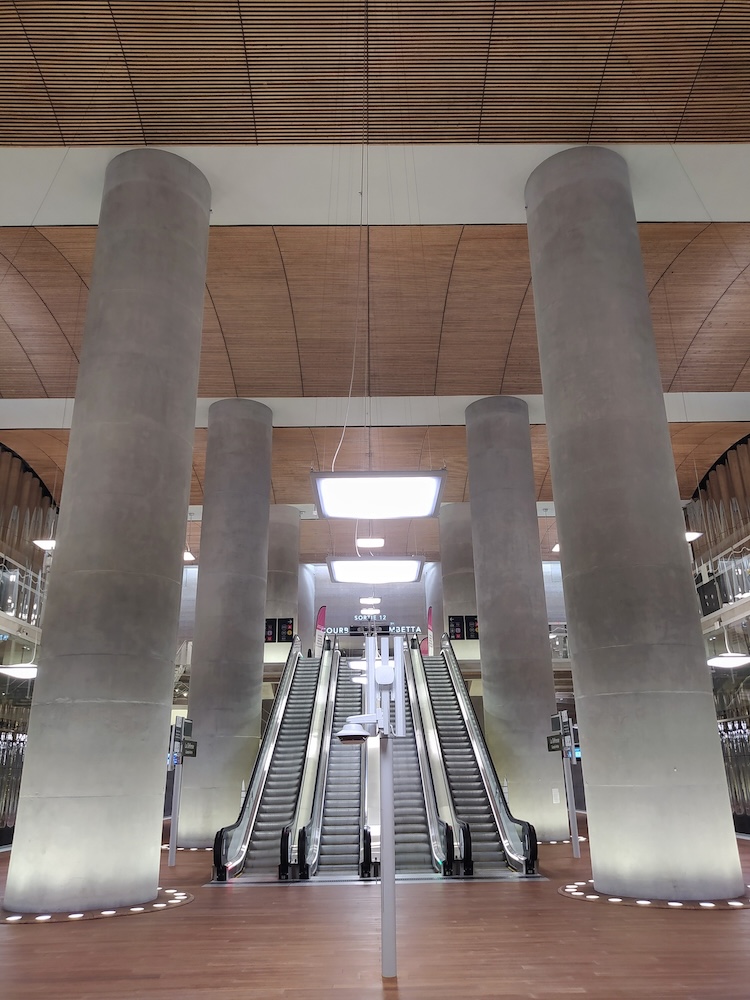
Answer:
2;835;750;1000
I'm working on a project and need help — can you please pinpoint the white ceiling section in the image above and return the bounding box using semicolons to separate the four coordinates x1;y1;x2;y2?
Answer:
0;143;749;227
0;394;747;430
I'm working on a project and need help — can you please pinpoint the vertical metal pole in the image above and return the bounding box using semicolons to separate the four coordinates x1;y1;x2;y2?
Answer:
168;717;182;867
562;752;581;859
379;732;397;978
393;640;406;738
365;635;376;717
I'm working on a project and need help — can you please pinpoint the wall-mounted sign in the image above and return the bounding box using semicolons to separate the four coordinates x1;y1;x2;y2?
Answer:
277;617;295;642
265;618;276;642
354;613;387;622
448;615;465;640
183;738;198;758
325;623;424;637
465;615;479;640
547;734;562;752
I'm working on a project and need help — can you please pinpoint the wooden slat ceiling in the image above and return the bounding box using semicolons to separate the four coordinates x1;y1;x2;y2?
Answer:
2;218;750;562
1;223;750;399
2;2;749;146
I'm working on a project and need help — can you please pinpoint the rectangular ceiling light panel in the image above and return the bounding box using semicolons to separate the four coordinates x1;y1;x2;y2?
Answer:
328;557;424;584
312;471;446;520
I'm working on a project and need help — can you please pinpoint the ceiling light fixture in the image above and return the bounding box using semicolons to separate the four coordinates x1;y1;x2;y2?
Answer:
707;622;750;669
685;531;703;542
360;597;381;605
312;471;446;520
183;550;196;562
328;557;423;585
552;543;560;553
32;538;56;551
0;665;37;679
356;537;385;548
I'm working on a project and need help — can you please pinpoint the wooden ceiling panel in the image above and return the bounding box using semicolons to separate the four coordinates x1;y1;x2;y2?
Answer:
206;228;301;397
435;226;530;396
2;3;749;145
0;223;745;400
368;226;461;396
275;227;369;398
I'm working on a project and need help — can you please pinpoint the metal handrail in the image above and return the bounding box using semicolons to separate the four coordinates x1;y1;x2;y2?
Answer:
293;644;340;878
213;637;302;881
403;640;456;874
440;634;538;874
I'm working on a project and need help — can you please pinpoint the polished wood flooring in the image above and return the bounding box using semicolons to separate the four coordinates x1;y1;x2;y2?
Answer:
2;833;750;999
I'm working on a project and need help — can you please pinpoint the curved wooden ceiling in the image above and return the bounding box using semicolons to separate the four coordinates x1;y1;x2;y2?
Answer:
1;219;750;558
3;2;749;145
2;222;750;400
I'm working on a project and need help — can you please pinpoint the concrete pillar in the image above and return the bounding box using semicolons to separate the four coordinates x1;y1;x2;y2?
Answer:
465;397;568;839
423;561;444;655
297;563;316;654
179;399;273;846
438;503;480;666
526;145;743;899
264;505;301;663
4;149;210;912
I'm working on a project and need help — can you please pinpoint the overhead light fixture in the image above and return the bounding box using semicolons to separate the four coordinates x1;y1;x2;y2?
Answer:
328;557;423;585
32;539;56;551
685;531;703;542
552;543;560;553
708;653;750;668
0;665;37;679
707;623;750;668
360;597;381;605
359;607;379;616
183;550;196;562
356;537;385;548
311;471;446;520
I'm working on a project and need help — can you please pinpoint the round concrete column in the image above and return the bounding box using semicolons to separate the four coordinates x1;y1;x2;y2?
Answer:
526;146;742;899
438;502;476;625
179;398;273;846
267;504;301;617
465;396;568;839
265;504;301;661
5;150;210;912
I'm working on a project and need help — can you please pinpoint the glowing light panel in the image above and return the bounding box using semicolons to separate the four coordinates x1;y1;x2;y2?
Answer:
312;471;446;520
328;557;423;584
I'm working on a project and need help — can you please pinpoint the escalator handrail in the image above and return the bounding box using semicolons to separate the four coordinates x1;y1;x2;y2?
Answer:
439;633;538;874
403;641;456;873
293;645;341;877
213;637;302;881
284;641;336;873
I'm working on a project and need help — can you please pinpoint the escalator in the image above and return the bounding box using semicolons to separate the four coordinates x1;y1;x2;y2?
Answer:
214;640;327;880
316;664;364;874
422;655;506;871
392;693;434;872
417;638;537;875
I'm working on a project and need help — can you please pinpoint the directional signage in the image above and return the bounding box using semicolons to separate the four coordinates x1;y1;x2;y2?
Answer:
182;738;198;758
547;734;563;752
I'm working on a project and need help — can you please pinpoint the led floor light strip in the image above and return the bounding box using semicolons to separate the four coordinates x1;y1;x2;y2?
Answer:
1;888;194;924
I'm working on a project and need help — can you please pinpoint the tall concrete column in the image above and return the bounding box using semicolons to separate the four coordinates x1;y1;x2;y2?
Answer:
297;563;316;654
423;561;444;655
438;502;479;664
465;397;567;839
5;150;210;912
265;504;301;662
179;399;273;846
526;146;743;899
